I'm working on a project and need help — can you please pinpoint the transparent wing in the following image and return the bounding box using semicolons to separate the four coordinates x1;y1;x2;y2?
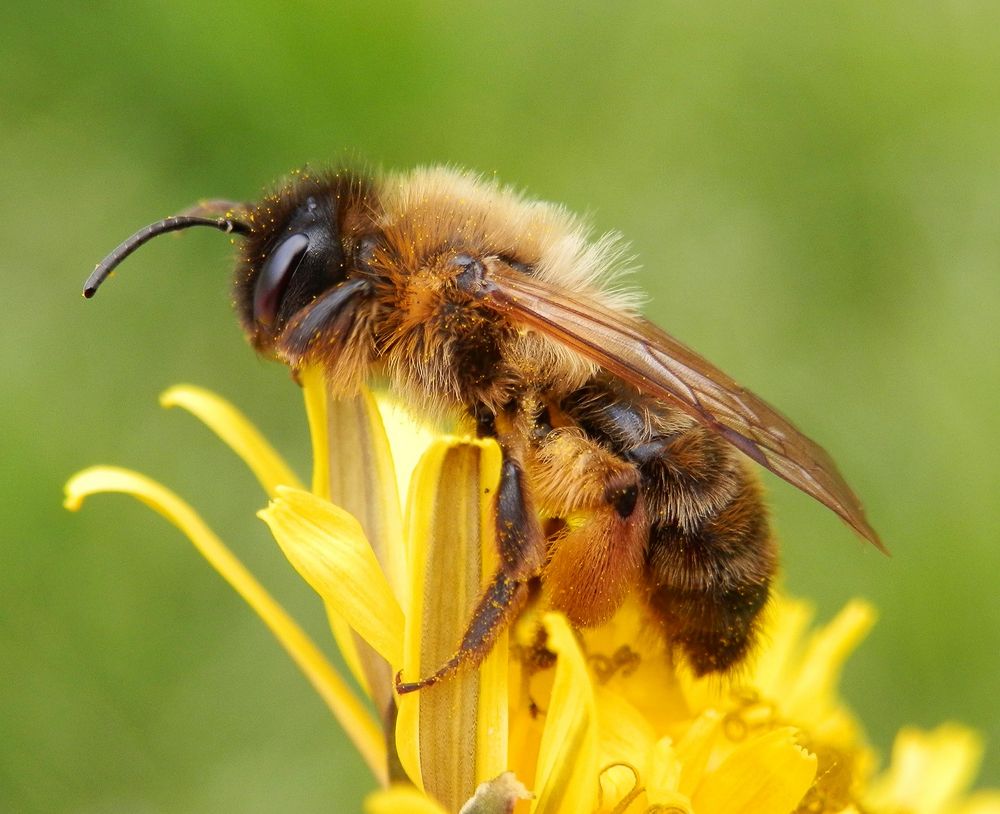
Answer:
477;265;885;552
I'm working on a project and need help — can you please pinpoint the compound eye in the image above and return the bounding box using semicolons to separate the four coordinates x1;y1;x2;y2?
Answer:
253;232;310;327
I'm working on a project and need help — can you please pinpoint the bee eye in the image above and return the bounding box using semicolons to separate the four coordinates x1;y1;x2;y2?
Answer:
254;232;310;326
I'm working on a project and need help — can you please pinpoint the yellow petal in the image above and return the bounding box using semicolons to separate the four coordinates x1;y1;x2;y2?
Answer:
322;604;374;702
672;709;723;798
866;724;985;814
690;727;816;814
955;792;1000;814
64;466;386;784
302;364;332;497
374;391;440;504
506;658;548;796
301;366;408;718
781;599;876;723
751;595;814;695
259;486;405;667
307;374;407;602
531;613;599;814
471;442;510;790
582;598;689;733
593;688;656;809
365;785;450;814
395;438;508;808
160;384;303;497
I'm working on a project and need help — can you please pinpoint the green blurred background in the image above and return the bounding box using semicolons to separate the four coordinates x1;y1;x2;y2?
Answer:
3;2;998;810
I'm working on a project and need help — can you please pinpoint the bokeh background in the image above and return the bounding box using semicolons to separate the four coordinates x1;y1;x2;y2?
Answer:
3;2;999;811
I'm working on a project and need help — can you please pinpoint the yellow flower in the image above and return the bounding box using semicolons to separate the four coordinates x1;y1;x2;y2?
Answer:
65;371;999;814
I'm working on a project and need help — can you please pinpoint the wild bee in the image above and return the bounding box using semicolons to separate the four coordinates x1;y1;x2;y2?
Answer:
86;166;884;689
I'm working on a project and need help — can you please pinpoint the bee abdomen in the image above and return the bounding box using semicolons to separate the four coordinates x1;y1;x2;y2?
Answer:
563;378;745;532
560;378;776;674
644;470;776;674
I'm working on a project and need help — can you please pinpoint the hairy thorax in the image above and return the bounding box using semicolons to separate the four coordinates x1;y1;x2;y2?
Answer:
362;171;613;415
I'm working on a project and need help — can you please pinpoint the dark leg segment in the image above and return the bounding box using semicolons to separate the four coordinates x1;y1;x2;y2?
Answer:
395;445;544;693
395;571;526;693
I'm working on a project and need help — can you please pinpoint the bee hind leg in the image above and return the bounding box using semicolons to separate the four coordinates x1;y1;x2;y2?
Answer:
531;428;648;627
394;448;544;693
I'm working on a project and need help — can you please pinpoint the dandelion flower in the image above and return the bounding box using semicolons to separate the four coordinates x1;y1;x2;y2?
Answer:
65;369;999;813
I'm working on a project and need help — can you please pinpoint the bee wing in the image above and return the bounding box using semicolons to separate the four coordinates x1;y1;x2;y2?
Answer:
478;265;885;552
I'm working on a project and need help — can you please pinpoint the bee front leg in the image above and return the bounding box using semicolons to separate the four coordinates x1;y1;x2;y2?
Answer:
394;438;545;694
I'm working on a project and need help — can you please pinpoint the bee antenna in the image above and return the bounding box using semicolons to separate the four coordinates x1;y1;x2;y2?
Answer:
84;214;252;299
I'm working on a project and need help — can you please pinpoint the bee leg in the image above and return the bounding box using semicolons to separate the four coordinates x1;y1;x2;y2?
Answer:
531;429;648;627
395;445;544;693
645;474;776;674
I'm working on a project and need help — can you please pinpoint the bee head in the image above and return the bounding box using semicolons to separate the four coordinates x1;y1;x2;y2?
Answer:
235;172;376;352
84;170;375;355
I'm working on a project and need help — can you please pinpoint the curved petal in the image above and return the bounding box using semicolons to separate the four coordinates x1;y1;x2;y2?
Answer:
781;599;876;723
259;486;405;667
160;384;303;497
160;380;377;702
531;613;599;814
64;466;386;784
750;596;815;694
867;724;985;814
691;727;816;814
301;367;407;716
301;369;406;602
673;710;723;798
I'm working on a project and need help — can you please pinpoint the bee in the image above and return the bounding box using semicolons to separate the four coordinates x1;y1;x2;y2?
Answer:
86;167;884;689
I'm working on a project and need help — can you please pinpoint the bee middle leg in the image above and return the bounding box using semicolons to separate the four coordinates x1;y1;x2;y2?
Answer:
395;422;545;693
